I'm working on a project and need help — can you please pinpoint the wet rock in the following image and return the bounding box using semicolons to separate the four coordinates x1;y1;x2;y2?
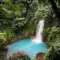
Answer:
35;52;44;60
8;51;31;60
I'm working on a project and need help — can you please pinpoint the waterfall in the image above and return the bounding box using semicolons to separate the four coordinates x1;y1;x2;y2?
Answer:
32;19;45;43
7;20;47;59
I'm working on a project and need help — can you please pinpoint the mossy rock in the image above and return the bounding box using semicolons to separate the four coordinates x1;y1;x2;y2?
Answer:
8;51;31;60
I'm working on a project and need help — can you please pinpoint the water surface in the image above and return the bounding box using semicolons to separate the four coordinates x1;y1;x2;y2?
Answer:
8;39;47;57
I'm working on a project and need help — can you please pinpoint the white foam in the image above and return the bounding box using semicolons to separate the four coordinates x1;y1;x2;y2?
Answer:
32;19;44;43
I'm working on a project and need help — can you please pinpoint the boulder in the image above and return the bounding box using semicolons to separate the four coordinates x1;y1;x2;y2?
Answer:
35;52;44;60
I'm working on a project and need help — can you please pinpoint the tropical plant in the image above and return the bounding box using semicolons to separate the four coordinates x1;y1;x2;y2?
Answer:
44;43;60;60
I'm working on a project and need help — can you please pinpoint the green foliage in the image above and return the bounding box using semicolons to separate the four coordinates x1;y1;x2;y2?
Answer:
34;4;49;19
0;0;50;36
44;43;60;60
0;0;21;29
44;8;60;46
44;26;60;45
0;32;6;45
0;0;60;60
0;29;15;47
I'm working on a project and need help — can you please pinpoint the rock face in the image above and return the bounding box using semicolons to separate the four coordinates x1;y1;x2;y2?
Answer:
24;32;35;38
35;52;44;60
8;51;31;60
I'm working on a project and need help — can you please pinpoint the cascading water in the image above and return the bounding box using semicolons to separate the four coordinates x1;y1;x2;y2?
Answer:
7;19;47;58
32;20;44;43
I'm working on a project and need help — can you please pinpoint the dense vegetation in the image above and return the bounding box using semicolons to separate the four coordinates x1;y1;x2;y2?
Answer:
0;0;60;60
44;43;60;60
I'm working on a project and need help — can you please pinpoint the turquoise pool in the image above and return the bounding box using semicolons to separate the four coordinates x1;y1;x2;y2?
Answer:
8;39;47;57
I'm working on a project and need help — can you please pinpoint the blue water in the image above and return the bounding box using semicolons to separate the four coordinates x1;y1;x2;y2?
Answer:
8;39;47;58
